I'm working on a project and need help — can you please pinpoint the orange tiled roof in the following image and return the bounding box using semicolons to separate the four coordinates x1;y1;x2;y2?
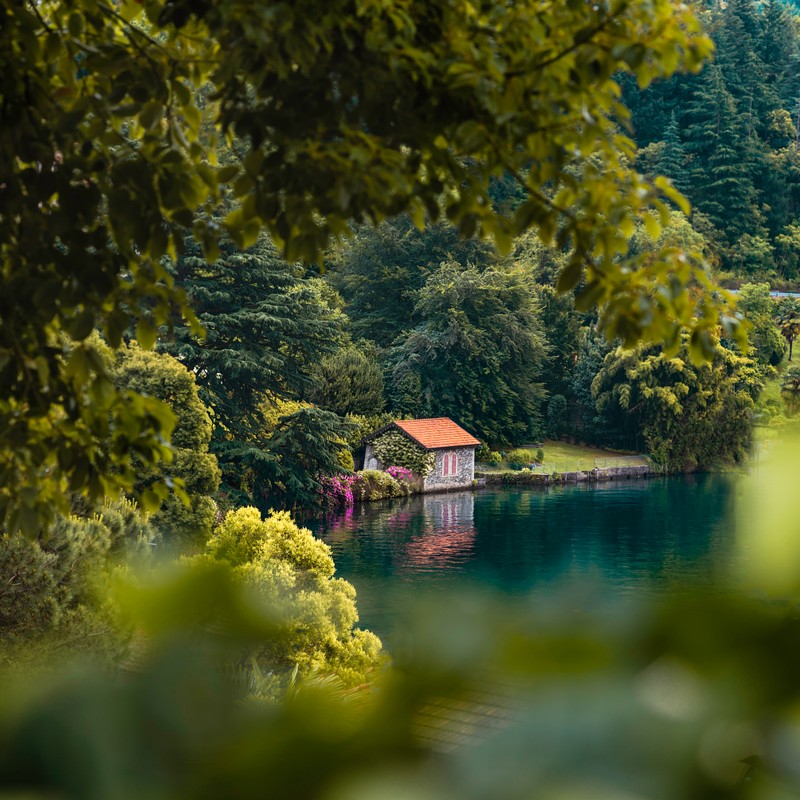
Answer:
394;418;480;450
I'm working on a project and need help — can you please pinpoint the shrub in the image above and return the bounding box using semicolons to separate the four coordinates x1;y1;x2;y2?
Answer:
337;448;355;472
488;451;503;464
475;442;492;462
385;465;414;483
507;448;534;469
536;448;544;463
319;474;359;507
355;470;406;501
205;507;383;692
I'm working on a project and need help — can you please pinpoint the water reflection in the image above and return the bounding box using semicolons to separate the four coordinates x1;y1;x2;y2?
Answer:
404;493;476;572
310;476;737;637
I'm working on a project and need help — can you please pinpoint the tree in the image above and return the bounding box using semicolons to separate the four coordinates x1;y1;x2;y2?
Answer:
546;395;568;441
201;506;383;695
166;234;346;440
734;283;786;367
309;345;386;418
683;63;759;246
387;261;547;445
781;364;800;414
1;0;722;531
328;217;493;347
113;343;221;544
654;113;690;196
592;336;762;471
776;298;800;361
163;234;352;509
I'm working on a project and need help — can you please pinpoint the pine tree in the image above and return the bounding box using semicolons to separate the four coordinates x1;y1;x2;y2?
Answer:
164;233;351;509
167;234;345;439
655;112;690;196
683;64;758;244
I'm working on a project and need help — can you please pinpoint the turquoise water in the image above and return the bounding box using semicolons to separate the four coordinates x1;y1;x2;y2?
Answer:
309;476;739;638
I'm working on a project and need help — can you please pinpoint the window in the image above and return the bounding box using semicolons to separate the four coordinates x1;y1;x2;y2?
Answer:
442;452;458;476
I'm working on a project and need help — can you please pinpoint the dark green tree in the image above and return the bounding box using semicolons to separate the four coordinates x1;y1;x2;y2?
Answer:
328;217;492;347
167;234;345;439
654;113;690;196
388;261;547;445
309;345;386;418
683;64;759;245
546;395;568;440
592;336;762;471
570;327;620;447
163;234;353;508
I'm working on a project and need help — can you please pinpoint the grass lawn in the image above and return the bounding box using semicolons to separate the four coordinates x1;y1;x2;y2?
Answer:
537;440;648;472
479;440;648;473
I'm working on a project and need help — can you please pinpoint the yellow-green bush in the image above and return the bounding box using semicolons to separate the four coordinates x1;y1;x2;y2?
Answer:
203;507;383;692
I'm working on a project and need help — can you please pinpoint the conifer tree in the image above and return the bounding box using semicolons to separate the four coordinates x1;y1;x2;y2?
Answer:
167;234;345;439
655;113;690;196
684;64;758;244
164;234;351;509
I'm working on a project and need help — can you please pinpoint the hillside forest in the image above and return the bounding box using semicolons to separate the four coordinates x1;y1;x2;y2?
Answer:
151;0;800;517
7;1;800;797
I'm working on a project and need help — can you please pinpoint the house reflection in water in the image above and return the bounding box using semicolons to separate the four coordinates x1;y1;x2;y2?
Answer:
403;491;476;572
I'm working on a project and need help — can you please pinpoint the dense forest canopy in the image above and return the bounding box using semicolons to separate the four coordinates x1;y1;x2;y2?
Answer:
5;2;800;799
1;0;725;534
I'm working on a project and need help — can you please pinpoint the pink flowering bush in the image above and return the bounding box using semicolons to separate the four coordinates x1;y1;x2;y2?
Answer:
385;465;414;483
320;467;419;508
319;474;359;508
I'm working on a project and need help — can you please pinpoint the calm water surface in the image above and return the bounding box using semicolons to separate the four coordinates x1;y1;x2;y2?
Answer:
308;475;739;637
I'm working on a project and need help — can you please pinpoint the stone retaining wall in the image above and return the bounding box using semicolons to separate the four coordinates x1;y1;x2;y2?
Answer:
476;464;650;486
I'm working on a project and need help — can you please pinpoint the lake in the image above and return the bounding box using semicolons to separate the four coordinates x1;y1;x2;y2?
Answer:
309;475;739;638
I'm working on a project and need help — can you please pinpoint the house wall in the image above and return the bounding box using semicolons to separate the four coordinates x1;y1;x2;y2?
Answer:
364;442;381;471
423;446;475;492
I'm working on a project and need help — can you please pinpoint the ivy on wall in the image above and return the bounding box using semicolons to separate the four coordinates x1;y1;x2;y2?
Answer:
371;430;435;477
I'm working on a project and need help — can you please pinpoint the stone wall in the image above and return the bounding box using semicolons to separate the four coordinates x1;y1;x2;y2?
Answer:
424;446;475;492
476;464;650;486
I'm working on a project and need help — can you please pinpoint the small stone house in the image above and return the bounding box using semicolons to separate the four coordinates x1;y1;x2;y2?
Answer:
364;417;480;492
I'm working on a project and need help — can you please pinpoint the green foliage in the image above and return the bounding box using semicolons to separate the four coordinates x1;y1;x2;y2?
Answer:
0;499;152;666
342;413;395;452
221;406;353;511
352;470;408;502
388;261;547;444
781;364;800;414
114;343;220;543
204;507;383;692
166;234;345;439
624;0;800;278
329;217;492;347
535;448;545;463
488;451;504;465
546;395;568;440
592;335;762;471
507;449;535;470
1;0;727;531
571;326;619;446
735;283;787;367
474;443;492;462
309;344;386;417
371;429;435;477
776;297;800;361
